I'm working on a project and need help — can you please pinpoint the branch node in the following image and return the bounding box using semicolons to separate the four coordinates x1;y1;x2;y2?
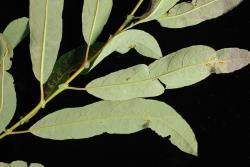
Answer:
58;83;69;90
41;100;46;109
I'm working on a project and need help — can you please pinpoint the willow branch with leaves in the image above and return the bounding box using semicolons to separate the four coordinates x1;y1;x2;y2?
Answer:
0;0;248;158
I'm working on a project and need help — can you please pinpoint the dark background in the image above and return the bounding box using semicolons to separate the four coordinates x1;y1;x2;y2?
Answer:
1;0;250;166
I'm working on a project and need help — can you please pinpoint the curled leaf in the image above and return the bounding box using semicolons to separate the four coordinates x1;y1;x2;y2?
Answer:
30;98;197;156
91;29;162;70
157;0;243;28
139;0;179;23
86;64;164;100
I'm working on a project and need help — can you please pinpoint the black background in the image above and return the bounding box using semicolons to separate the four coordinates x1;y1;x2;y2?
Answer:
1;0;250;166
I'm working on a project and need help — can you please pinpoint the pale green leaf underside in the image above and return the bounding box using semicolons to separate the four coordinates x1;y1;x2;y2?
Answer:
149;46;250;89
139;0;179;23
29;0;64;83
149;45;216;89
157;0;243;28
214;48;250;73
86;64;164;100
0;34;16;134
30;98;197;156
82;0;113;45
3;17;29;48
91;29;162;70
0;161;44;167
86;46;250;99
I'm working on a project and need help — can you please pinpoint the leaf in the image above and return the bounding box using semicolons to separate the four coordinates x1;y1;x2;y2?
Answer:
157;0;243;28
30;98;197;156
213;48;250;74
44;43;104;98
0;34;16;134
29;163;44;167
29;0;64;83
91;29;162;70
139;0;179;23
86;64;164;100
82;0;113;45
10;161;27;167
149;45;216;89
0;161;44;167
3;17;29;48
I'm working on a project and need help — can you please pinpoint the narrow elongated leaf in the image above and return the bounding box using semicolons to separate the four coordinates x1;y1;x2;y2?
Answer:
3;17;29;48
0;34;16;134
213;48;250;74
157;0;243;28
82;0;113;45
86;64;164;100
139;0;179;23
91;29;162;70
149;45;216;89
0;161;44;167
30;98;197;156
29;0;64;83
44;43;103;98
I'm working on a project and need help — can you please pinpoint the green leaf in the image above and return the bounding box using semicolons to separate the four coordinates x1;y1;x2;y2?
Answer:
149;45;216;89
30;163;44;167
30;98;197;156
157;0;243;28
29;163;44;167
82;0;113;45
91;29;162;70
3;17;29;48
44;47;84;98
10;161;27;167
139;0;179;23
29;0;64;83
0;161;44;167
0;34;16;134
44;43;104;98
86;64;164;100
213;48;250;74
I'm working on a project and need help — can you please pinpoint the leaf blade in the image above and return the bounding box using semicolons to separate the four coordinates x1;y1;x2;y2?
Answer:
149;45;216;89
0;34;16;134
86;64;164;100
139;0;179;23
157;0;243;28
0;161;44;167
91;29;162;70
214;48;250;74
10;161;27;167
3;17;29;48
30;98;197;156
82;0;113;45
29;0;64;83
44;43;104;98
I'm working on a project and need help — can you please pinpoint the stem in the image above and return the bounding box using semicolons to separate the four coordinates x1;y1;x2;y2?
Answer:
115;0;144;35
0;0;145;140
85;45;90;63
0;103;43;139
